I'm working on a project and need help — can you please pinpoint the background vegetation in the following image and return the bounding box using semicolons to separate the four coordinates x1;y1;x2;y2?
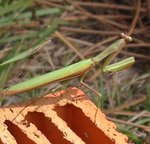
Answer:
0;0;149;143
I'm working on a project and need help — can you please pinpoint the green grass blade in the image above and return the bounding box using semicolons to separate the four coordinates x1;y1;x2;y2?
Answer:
0;7;62;28
0;44;22;87
118;125;142;144
0;18;62;66
0;0;33;16
0;40;50;67
146;83;150;111
18;8;62;19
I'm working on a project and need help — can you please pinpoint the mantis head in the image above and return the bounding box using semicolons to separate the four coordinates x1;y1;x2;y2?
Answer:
121;33;132;42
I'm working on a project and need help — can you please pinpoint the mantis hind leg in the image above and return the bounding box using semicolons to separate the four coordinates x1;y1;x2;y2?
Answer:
80;80;101;98
80;74;102;122
80;74;101;99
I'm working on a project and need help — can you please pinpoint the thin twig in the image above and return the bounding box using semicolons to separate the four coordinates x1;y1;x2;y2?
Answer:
108;117;150;132
104;95;147;114
55;31;84;59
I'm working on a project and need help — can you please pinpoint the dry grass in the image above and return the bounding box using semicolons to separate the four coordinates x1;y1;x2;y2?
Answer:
0;0;150;143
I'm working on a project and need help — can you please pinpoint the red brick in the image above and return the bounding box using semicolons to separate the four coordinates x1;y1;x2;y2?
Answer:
0;87;128;144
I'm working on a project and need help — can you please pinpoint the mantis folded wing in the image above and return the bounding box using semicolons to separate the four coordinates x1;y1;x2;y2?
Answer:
0;33;135;96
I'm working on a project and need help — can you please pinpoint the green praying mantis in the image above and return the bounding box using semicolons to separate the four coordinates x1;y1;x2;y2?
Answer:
0;33;135;96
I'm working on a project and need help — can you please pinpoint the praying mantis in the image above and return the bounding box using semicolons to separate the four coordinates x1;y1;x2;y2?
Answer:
0;0;141;99
0;33;135;96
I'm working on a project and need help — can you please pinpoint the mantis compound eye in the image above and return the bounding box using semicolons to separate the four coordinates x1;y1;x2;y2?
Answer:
121;33;132;42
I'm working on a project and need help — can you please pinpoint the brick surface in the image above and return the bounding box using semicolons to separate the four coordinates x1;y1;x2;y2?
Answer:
0;87;128;144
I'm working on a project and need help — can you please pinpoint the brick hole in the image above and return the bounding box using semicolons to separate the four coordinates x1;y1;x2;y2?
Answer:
25;112;72;144
54;104;114;144
0;139;3;144
4;120;36;144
